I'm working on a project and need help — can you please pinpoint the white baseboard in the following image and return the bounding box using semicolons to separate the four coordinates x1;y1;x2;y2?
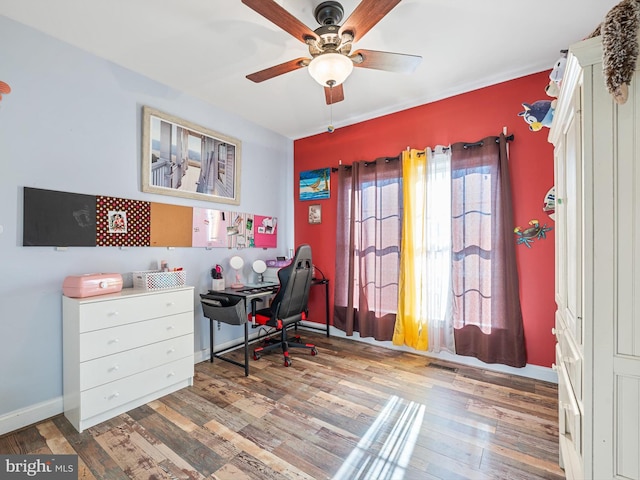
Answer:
0;397;63;437
300;322;558;384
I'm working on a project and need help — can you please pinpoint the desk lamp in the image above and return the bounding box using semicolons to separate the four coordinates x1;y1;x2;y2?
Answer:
229;255;244;289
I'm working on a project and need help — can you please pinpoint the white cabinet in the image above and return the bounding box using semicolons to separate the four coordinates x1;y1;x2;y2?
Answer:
549;34;640;480
62;287;194;432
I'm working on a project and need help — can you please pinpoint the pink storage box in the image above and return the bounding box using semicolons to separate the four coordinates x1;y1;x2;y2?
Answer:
63;273;123;298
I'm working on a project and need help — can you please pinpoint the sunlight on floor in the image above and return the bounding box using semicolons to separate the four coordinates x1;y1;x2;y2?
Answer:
332;395;425;480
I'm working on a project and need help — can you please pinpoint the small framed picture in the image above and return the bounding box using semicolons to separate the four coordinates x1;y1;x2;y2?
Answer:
108;210;127;234
308;204;322;224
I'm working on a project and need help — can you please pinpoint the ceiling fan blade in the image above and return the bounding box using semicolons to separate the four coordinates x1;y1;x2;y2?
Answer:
351;49;421;73
246;58;310;83
324;83;345;105
242;0;318;44
339;0;401;42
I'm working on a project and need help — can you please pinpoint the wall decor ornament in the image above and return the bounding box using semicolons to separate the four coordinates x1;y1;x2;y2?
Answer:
514;219;553;248
142;106;241;205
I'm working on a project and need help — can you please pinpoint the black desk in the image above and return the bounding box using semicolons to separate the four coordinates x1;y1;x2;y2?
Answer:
201;284;278;376
298;278;330;337
200;279;330;375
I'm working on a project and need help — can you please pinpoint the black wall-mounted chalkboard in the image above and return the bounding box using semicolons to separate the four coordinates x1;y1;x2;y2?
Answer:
23;187;97;246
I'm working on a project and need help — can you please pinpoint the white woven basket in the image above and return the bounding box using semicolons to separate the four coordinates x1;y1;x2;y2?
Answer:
132;270;186;291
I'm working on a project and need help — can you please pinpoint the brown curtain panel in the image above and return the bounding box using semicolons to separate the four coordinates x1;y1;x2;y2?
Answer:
450;134;526;367
334;159;403;341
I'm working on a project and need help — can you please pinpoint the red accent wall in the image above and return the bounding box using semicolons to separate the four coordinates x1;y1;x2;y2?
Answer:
294;71;556;368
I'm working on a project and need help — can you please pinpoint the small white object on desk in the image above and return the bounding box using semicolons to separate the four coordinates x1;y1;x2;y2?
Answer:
229;255;245;289
252;259;267;283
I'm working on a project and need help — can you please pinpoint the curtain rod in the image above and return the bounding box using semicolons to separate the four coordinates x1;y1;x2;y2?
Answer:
459;133;514;150
423;133;515;153
329;133;514;171
331;155;400;172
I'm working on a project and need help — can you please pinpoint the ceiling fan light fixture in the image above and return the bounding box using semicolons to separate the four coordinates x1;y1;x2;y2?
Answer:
308;52;353;87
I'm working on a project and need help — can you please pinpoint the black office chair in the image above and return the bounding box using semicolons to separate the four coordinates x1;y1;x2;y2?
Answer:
252;244;317;367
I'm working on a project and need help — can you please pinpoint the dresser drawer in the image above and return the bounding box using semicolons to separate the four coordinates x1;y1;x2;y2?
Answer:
80;333;193;390
78;289;193;333
557;361;582;457
558;333;582;405
79;357;193;420
554;310;583;404
79;312;193;362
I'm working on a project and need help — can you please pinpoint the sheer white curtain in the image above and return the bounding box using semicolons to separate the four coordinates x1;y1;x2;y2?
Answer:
425;147;454;353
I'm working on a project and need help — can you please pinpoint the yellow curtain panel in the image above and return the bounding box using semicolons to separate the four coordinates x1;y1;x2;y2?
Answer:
393;149;429;350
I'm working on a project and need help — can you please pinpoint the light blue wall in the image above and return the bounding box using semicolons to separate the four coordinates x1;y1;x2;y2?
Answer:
0;16;294;431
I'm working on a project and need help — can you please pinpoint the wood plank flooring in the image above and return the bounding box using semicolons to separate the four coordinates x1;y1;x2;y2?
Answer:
0;331;564;479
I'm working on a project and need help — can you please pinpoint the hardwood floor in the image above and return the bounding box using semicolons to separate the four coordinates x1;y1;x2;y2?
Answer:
0;331;564;479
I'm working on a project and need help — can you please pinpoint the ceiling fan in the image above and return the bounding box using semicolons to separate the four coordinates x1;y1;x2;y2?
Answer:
242;0;422;104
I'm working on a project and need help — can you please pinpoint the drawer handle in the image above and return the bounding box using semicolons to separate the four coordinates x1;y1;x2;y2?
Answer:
108;365;120;372
167;325;175;330
108;338;120;344
108;311;119;317
166;302;175;307
108;392;120;400
167;371;175;377
167;348;176;354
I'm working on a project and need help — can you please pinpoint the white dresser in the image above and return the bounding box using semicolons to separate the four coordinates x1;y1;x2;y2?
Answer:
62;286;195;432
549;35;640;479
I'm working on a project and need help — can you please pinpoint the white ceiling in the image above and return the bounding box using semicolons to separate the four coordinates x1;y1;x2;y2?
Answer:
0;0;617;139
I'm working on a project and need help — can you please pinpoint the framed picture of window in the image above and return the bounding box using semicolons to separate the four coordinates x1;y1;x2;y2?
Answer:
141;106;241;205
308;204;322;224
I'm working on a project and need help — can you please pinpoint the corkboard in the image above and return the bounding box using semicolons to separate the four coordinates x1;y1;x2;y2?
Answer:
150;203;193;247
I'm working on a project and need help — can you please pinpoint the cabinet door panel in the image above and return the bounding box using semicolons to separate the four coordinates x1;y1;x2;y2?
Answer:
563;93;583;346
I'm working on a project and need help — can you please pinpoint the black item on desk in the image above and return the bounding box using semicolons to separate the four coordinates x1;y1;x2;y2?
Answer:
252;244;317;367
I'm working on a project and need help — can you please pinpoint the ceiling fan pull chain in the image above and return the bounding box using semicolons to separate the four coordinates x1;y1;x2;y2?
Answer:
327;80;335;133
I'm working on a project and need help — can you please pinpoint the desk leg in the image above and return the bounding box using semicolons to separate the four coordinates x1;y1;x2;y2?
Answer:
209;318;214;363
324;281;330;337
243;322;249;376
